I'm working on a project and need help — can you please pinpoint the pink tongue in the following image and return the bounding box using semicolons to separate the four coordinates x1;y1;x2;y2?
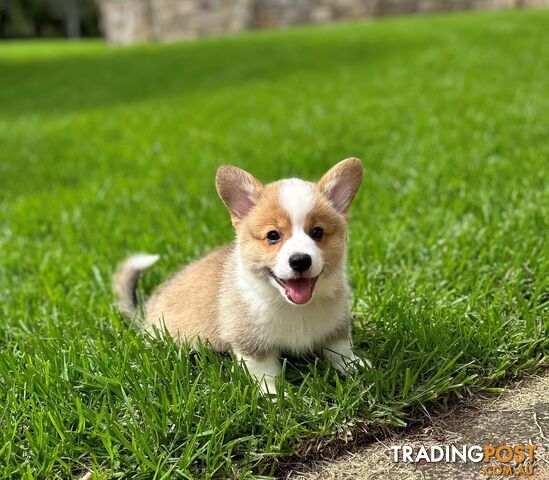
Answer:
285;278;313;304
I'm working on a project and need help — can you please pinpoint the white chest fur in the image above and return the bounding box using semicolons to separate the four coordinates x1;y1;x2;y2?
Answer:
252;297;348;353
230;254;349;354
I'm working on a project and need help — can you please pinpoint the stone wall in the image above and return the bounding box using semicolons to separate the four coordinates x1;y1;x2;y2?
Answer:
100;0;154;44
99;0;254;43
148;0;253;41
98;0;549;44
252;0;369;29
373;0;519;16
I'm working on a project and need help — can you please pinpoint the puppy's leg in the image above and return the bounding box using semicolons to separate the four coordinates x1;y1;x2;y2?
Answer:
236;351;281;395
323;330;371;373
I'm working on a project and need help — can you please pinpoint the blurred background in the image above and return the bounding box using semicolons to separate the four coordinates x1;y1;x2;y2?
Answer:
1;0;547;43
0;0;99;38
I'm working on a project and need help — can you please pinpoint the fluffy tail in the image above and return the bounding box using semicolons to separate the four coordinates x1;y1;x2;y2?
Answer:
113;254;160;319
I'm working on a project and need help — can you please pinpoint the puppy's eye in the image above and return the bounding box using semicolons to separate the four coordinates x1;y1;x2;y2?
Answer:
310;227;324;240
266;230;281;244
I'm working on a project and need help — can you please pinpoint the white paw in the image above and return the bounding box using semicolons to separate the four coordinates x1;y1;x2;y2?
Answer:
333;354;371;373
356;356;372;369
258;377;278;396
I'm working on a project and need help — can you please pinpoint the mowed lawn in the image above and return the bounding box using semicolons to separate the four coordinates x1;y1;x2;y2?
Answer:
0;9;548;479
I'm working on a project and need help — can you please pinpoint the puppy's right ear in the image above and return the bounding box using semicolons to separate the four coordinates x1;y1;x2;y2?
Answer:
216;165;263;226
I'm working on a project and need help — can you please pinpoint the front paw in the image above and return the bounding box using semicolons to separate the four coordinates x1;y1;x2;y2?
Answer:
258;377;278;396
355;356;372;369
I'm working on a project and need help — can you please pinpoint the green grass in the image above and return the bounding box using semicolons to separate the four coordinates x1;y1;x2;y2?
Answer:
1;9;548;479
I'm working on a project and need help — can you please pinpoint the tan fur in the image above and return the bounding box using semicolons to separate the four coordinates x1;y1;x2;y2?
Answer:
317;157;363;217
144;246;231;352
238;183;292;273
215;165;263;226
306;189;347;277
113;262;139;318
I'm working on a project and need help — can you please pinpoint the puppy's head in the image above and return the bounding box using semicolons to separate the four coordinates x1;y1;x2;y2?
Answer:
216;158;362;305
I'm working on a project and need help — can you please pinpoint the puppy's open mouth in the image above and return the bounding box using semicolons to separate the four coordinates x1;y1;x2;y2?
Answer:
269;272;319;305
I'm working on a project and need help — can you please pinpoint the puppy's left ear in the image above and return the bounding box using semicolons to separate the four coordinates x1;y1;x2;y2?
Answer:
318;158;363;215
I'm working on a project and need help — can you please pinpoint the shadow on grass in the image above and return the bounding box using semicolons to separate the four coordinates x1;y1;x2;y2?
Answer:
0;28;431;117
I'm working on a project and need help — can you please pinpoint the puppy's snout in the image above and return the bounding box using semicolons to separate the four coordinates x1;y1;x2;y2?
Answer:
289;253;312;272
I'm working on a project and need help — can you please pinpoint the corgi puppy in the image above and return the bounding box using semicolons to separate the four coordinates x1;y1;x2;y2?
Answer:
114;158;368;394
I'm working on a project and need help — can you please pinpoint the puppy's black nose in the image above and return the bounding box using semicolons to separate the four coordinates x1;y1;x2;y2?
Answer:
289;253;312;272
